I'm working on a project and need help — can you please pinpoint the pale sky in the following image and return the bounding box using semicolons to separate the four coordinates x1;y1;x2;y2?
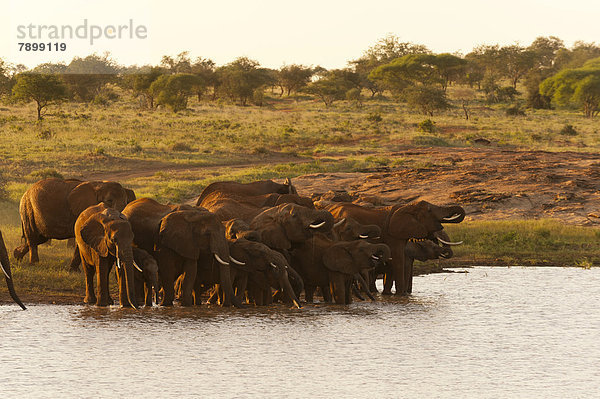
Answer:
2;0;600;69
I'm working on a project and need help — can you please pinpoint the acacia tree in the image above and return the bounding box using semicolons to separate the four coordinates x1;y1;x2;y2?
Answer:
540;62;600;118
122;66;164;108
404;85;449;116
62;54;119;101
149;73;202;112
303;69;355;107
216;57;271;105
499;45;535;88
12;73;67;120
277;64;314;96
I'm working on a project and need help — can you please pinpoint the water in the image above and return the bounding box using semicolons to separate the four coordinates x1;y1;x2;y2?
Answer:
1;267;599;398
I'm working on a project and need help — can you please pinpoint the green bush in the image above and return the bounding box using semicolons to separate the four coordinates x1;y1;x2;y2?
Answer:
418;119;436;133
559;124;578;136
0;172;8;200
506;106;526;116
366;112;382;123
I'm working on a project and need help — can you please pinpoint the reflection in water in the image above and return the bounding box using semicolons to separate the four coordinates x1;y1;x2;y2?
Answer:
1;267;599;398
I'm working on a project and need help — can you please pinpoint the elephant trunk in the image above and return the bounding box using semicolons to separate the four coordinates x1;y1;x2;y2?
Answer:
117;245;138;309
362;225;382;239
211;235;243;308
0;232;26;310
278;271;302;309
374;243;392;262
440;206;466;224
308;210;335;233
283;265;304;299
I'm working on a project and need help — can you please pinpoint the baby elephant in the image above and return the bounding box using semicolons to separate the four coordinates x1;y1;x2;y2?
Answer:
75;203;138;308
132;247;159;307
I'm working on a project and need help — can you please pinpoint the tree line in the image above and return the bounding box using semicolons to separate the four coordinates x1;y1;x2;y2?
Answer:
2;35;600;120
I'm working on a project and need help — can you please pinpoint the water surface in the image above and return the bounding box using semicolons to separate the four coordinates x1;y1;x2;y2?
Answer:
1;267;599;398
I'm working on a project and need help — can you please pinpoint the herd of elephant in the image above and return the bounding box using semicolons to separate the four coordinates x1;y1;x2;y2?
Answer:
1;177;465;310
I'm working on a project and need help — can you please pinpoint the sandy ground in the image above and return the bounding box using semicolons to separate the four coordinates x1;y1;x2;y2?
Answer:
294;147;600;225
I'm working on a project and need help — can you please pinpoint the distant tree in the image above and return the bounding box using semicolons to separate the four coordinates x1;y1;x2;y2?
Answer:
453;87;477;120
345;87;363;108
498;45;536;88
0;59;10;96
216;57;271;105
12;72;67;120
303;69;355;107
349;34;430;97
160;52;193;73
191;57;216;101
554;41;600;70
277;64;314;96
431;53;467;91
540;63;600;118
62;54;120;101
149;73;202;112
528;36;565;70
122;66;164;108
404;85;449;116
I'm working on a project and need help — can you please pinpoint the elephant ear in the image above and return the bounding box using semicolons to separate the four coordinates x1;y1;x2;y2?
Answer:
322;243;355;275
124;188;137;204
258;223;291;251
68;182;98;216
80;216;109;257
387;206;428;240
158;211;200;260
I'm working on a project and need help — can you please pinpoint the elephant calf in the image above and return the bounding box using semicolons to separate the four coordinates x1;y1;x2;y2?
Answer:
75;203;138;308
132;247;159;307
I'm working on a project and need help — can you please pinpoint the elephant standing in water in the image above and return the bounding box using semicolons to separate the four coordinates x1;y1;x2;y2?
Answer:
14;178;134;268
75;203;138;308
324;200;465;295
123;198;241;307
0;229;26;309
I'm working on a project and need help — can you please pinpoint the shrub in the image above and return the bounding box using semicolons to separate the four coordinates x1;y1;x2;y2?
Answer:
559;124;578;136
412;135;450;147
366;112;382;123
36;128;55;139
506;106;526;116
418;119;436;133
252;88;264;106
170;142;194;152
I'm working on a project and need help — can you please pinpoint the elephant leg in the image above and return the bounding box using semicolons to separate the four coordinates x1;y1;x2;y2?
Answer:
321;285;332;303
392;242;407;295
382;271;393;295
68;247;82;272
83;261;96;304
262;287;273;305
345;278;353;305
13;242;29;261
29;244;40;264
304;285;315;303
96;259;111;306
329;273;345;304
405;258;415;294
158;259;176;307
180;259;197;307
144;282;153;307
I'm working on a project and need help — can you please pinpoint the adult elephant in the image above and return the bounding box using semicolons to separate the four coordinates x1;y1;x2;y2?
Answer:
14;178;134;267
196;178;297;204
292;234;390;304
0;229;27;309
75;203;138;308
122;198;241;307
365;234;456;293
199;192;314;223
331;217;381;241
325;200;465;295
197;238;301;308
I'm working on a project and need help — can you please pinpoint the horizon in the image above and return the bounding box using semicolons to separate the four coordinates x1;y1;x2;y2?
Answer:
2;0;600;70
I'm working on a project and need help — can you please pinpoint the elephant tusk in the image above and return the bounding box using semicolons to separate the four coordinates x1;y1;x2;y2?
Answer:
0;260;10;279
116;258;121;269
309;221;326;229
440;253;450;258
293;299;302;309
371;254;380;260
443;213;463;221
133;261;143;273
214;254;229;266
359;234;369;239
333;218;346;228
230;256;245;266
437;237;463;246
270;262;278;269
